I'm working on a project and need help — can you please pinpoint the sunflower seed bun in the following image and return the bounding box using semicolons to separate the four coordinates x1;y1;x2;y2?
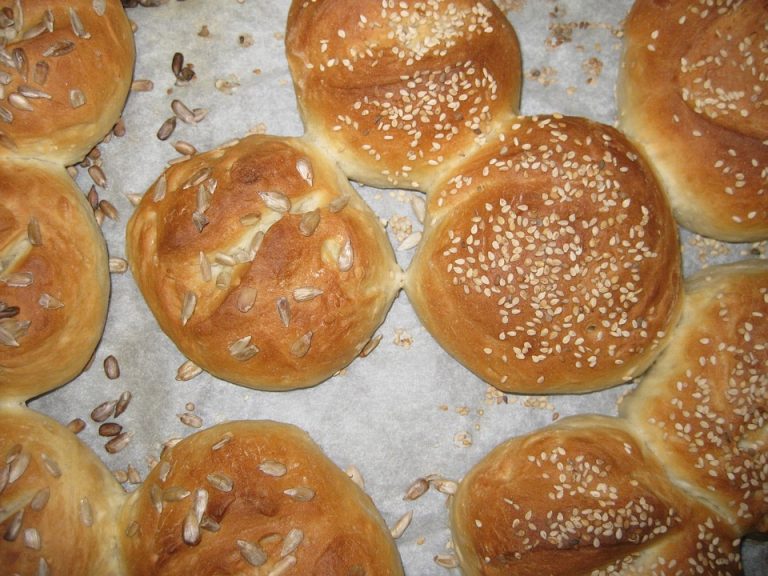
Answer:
619;259;768;532
0;403;126;576
0;0;135;166
0;158;109;402
119;420;404;576
617;0;768;242
406;115;683;394
450;414;743;576
126;134;402;391
285;0;522;191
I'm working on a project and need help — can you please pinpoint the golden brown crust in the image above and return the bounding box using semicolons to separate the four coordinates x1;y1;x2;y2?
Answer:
450;415;742;576
0;158;109;402
0;403;126;576
126;134;402;391
619;259;768;532
0;0;135;166
286;0;522;191
617;0;768;241
406;115;683;394
119;420;404;576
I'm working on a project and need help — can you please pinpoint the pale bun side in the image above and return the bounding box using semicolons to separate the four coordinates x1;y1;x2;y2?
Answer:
0;0;135;166
119;420;404;576
617;0;768;241
0;157;109;402
126;134;402;391
286;0;522;191
0;403;127;576
406;115;682;394
450;414;743;576
619;259;768;532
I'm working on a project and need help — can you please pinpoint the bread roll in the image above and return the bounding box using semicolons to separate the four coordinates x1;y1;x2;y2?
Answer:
119;420;404;576
617;0;768;241
126;134;402;391
285;0;522;191
406;115;683;394
450;414;743;575
0;158;109;402
0;403;126;576
619;259;768;532
0;0;135;167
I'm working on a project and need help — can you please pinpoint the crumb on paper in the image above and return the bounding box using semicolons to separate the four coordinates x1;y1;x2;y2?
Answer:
253;68;262;75
393;328;414;349
494;0;527;11
274;31;284;40
686;234;734;265
566;86;577;96
438;404;449;412
238;33;254;47
215;74;241;94
523;396;555;411
525;66;558;86
249;122;268;135
389;214;414;244
453;431;473;448
455;406;470;416
198;24;210;37
582;56;604;84
484;385;514;405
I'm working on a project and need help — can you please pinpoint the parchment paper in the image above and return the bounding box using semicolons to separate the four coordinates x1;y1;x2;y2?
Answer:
28;1;766;574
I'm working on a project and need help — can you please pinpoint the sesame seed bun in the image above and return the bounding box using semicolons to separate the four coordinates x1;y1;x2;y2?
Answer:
119;420;404;576
0;403;126;576
0;0;135;167
0;158;109;402
406;115;683;394
285;0;522;191
617;0;768;242
619;259;768;533
450;414;743;576
125;134;402;391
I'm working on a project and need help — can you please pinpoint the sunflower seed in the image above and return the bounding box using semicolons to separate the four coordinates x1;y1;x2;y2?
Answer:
125;521;139;538
410;194;426;223
345;465;365;489
109;258;128;274
4;510;22;541
183;166;212;190
398;231;422;251
281;528;303;557
192;108;208;123
192;211;209;233
214;252;237;267
17;85;51;99
182;508;200;545
236;287;257;313
0;71;9;85
91;400;116;422
259;190;291;213
4;271;33;287
283;487;315;502
295;157;313;186
157;460;171;483
171;98;196;124
157;116;176;141
0;325;15;346
103;355;120;379
228;336;259;361
292;287;323;302
206;473;234;492
215;269;231;290
298;209;320;236
30;487;50;511
152;174;167;202
390;510;413;539
174;140;196;156
359;334;383;358
7;451;29;483
88;165;107;188
176;359;202;381
38;293;63;310
115;391;132;417
163;486;191;502
338;240;354;271
276;297;290;327
23;527;40;550
150;484;163;513
127;465;141;484
434;554;459;568
238;539;267;566
268;555;297;576
172;52;183;77
247;231;264;260
259;460;287;477
0;464;9;495
193;488;208;522
12;48;27;80
105;431;133;454
42;40;74;57
200;516;220;532
22;21;47;40
92;0;106;16
70;88;87;108
67;418;86;434
79;497;94;527
211;433;233;452
429;476;458;495
198;252;211;282
8;92;32;111
69;8;90;39
131;78;153;92
329;194;350;213
290;331;313;358
99;422;122;437
27;217;41;245
0;104;12;123
42;9;54;32
181;292;196;326
179;412;203;428
33;60;48;85
404;477;429;500
39;453;61;478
